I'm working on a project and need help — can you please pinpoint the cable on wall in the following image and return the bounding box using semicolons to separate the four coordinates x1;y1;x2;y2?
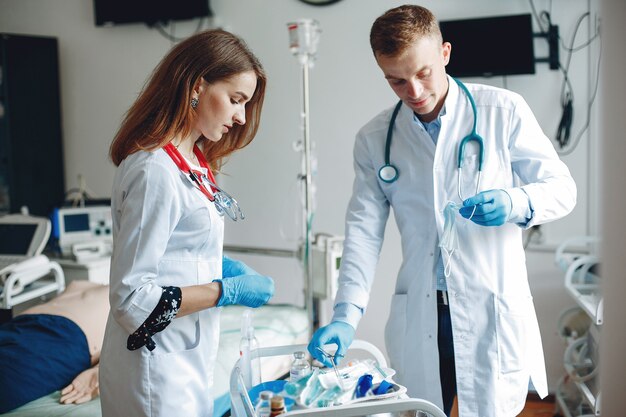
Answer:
528;1;601;155
559;25;602;157
153;17;209;44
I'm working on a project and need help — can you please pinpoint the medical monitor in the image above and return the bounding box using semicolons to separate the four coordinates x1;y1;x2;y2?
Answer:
0;225;37;255
93;0;212;27
0;215;51;257
52;206;112;257
440;14;536;78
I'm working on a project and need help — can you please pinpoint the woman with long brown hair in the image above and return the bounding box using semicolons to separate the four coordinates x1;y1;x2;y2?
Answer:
100;29;274;417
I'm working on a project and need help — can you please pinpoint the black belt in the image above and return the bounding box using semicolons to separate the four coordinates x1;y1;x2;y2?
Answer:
437;290;449;306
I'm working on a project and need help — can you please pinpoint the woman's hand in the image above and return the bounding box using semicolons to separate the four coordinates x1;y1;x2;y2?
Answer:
217;256;274;308
59;366;100;405
215;275;274;308
222;255;258;277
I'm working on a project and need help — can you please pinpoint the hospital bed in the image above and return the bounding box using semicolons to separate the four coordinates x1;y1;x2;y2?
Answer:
229;340;447;417
0;255;65;310
0;213;66;310
554;236;601;416
555;236;602;325
2;302;308;417
3;240;319;416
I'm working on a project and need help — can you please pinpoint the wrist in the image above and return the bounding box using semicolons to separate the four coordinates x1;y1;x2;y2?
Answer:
210;280;224;307
332;302;362;330
503;187;531;224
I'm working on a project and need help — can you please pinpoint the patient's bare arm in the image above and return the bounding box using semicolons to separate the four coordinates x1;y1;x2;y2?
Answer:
59;365;99;405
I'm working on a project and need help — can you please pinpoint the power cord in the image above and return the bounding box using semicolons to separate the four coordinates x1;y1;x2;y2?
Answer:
558;23;602;157
528;2;602;154
153;16;209;44
555;91;573;148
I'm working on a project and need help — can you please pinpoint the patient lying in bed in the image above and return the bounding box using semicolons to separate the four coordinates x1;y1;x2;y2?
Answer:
0;279;309;416
0;281;108;413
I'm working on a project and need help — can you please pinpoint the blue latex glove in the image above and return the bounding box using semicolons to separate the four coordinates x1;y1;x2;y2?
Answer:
222;255;258;278
459;189;512;226
307;321;355;367
214;275;274;308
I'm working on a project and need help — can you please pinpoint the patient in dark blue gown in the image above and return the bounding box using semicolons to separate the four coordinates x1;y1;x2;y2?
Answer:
0;281;108;413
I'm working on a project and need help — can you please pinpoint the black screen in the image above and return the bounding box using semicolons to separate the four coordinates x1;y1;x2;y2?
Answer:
63;213;90;233
440;14;535;78
0;224;36;255
94;0;212;27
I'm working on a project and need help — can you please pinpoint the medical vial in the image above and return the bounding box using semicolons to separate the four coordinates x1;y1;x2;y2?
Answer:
269;395;286;416
255;391;273;417
290;351;311;382
240;310;261;388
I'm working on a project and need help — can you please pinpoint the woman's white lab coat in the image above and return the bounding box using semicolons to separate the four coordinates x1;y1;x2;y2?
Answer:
335;77;576;417
100;149;224;417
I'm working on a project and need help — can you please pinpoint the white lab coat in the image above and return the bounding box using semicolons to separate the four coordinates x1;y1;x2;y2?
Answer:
335;77;576;417
100;149;223;417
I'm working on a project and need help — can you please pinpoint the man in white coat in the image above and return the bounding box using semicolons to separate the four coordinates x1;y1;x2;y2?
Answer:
308;5;576;417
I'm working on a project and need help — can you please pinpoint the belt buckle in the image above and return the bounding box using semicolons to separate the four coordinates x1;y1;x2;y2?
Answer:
437;290;449;306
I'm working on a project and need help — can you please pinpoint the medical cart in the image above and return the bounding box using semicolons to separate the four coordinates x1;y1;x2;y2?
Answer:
229;340;446;417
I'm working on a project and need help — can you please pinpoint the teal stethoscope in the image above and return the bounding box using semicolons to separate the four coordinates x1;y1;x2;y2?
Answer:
378;78;485;202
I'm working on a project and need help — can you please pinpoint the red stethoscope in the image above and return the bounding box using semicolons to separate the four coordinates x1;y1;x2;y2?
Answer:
163;142;244;221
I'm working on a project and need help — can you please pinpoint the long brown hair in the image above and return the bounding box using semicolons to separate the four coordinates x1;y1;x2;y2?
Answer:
110;29;267;168
370;5;443;58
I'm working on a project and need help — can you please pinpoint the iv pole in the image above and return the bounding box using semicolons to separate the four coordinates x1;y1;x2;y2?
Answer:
288;19;321;337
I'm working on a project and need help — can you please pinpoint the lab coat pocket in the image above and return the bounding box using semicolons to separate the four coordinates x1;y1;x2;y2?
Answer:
148;338;208;416
495;294;532;374
458;153;480;198
198;259;221;285
385;293;407;370
151;313;201;355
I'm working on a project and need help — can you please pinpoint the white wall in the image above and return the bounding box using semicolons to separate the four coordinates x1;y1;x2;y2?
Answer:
0;0;599;393
598;0;626;414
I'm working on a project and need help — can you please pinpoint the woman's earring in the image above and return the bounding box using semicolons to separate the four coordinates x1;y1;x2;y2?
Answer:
191;97;199;109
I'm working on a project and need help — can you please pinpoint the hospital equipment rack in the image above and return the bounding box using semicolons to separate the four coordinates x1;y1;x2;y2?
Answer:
554;237;601;416
0;255;65;309
229;340;446;417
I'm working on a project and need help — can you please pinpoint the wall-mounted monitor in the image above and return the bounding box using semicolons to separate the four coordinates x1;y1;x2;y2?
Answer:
440;14;535;78
94;0;212;27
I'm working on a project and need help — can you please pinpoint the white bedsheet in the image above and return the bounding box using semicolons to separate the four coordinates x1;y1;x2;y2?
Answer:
212;304;309;399
3;303;308;417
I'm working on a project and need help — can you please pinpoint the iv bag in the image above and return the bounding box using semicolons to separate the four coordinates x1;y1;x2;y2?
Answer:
287;19;321;65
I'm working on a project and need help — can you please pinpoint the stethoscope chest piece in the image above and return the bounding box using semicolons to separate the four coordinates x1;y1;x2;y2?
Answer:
378;164;399;183
378;100;404;184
